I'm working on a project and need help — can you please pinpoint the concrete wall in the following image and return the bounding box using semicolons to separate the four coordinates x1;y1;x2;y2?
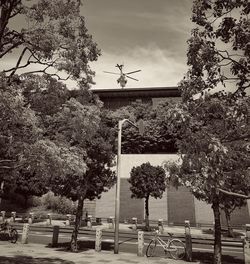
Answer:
95;154;250;226
194;198;214;224
120;179;144;221
95;186;115;218
167;186;196;225
149;191;168;221
84;200;96;217
120;154;179;178
221;205;250;227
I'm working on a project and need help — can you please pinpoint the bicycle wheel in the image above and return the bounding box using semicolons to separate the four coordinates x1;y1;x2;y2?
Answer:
10;229;18;243
146;240;157;257
168;239;185;260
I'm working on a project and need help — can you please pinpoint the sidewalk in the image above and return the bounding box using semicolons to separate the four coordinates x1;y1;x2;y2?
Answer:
0;242;199;264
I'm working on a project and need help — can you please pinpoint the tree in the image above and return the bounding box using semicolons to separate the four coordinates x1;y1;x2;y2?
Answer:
165;93;250;264
108;101;178;154
0;0;101;206
20;78;116;251
0;0;100;84
49;97;116;251
181;0;250;102
0;74;42;205
165;1;250;263
128;162;167;231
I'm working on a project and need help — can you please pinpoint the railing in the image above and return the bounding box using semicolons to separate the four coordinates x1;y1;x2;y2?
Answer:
0;210;249;263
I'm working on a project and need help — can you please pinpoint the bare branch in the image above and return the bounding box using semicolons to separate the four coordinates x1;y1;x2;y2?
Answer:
0;159;14;163
9;0;22;18
4;53;33;74
217;51;250;74
218;188;250;199
8;47;29;76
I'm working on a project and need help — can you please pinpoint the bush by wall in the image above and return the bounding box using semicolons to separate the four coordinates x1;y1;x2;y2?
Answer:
41;191;77;214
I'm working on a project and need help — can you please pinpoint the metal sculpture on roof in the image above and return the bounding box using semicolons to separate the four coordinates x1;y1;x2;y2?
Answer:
104;64;141;88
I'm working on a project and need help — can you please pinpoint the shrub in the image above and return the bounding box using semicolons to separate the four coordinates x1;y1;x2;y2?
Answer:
41;192;77;214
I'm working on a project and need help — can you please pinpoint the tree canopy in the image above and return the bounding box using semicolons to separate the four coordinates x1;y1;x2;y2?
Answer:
1;0;100;84
181;0;250;101
107;101;179;154
164;1;250;263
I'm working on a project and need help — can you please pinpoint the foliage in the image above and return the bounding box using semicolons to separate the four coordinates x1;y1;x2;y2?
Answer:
180;0;250;101
41;191;77;215
128;162;167;229
19;76;116;250
0;74;42;198
0;1;108;252
0;0;100;84
163;1;250;262
129;162;167;199
108;101;178;154
166;94;250;202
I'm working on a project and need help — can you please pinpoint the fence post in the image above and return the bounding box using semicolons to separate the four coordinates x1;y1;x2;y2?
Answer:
66;214;71;226
244;224;250;264
87;215;92;228
47;213;52;225
246;224;250;240
158;219;164;234
96;217;102;225
28;212;34;224
132;217;137;230
0;211;5;222
52;225;60;247
108;216;114;229
138;231;144;257
95;228;102;252
21;223;30;244
185;220;192;262
10;211;16;223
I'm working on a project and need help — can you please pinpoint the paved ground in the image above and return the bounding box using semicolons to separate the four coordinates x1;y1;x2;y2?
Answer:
0;242;199;264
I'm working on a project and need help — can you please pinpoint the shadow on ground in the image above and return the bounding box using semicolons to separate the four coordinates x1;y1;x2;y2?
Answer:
193;251;244;264
0;256;74;264
49;240;114;253
202;228;244;238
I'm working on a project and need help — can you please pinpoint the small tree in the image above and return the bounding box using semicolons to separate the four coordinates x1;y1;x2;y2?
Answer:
128;162;167;230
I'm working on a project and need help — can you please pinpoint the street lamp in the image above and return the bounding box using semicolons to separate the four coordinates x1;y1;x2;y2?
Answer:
114;119;144;254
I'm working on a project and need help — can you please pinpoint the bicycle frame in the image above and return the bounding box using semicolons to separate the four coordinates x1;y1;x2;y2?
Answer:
150;232;171;251
147;230;185;260
152;232;170;251
151;231;181;253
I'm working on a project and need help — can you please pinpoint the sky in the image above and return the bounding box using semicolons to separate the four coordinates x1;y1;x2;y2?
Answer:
81;0;194;89
2;0;195;89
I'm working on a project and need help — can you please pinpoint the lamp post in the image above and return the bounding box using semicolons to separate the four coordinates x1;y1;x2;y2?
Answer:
114;119;144;254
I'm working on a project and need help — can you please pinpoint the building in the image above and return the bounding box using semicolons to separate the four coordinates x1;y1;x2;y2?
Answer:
84;86;250;227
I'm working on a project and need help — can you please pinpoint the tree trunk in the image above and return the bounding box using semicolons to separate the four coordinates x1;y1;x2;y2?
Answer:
224;208;234;237
145;195;149;231
70;196;84;252
0;181;4;208
212;199;222;264
24;195;28;208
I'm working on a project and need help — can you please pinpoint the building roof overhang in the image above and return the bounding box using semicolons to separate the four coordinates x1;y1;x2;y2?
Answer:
91;86;181;98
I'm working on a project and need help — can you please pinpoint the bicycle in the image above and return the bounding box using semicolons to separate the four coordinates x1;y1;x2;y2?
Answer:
0;221;18;243
146;230;185;260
